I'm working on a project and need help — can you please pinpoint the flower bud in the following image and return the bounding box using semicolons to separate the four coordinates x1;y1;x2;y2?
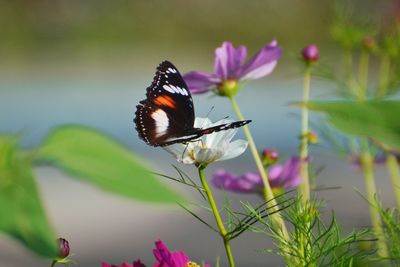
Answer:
302;44;319;64
57;238;70;259
361;36;377;52
262;148;279;165
306;131;318;144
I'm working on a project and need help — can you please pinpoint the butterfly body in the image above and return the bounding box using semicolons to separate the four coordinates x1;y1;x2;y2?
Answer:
134;61;251;147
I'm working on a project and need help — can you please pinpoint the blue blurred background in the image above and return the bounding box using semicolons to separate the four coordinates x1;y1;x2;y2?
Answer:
0;0;398;266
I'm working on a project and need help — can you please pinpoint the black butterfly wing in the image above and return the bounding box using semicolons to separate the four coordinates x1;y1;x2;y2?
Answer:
135;61;197;146
154;119;252;146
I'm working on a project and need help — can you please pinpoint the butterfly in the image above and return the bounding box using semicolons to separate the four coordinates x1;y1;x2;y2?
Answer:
134;60;251;147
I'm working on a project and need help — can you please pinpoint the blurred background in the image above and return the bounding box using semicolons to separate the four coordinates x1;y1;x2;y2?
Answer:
0;0;398;266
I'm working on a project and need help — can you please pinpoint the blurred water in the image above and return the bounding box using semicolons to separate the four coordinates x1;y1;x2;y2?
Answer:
0;77;396;266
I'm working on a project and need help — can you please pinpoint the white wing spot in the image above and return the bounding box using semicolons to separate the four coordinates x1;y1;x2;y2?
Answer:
168;68;177;73
163;85;175;93
176;86;186;95
151;109;169;138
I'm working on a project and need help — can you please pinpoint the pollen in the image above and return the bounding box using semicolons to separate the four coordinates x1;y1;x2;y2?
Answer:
154;95;176;108
185;262;200;267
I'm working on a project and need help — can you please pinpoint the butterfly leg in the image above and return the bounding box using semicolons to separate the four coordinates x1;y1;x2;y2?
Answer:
181;142;190;160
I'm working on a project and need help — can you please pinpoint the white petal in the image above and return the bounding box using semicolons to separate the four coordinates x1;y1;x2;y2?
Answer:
194;147;224;164
217;139;248;161
206;128;238;148
194;117;212;128
163;143;194;164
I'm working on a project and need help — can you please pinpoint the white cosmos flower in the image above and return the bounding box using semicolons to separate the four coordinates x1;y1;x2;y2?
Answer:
164;117;249;165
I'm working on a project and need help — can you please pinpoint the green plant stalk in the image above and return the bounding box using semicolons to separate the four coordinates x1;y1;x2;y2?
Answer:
343;49;359;96
299;67;311;203
198;165;235;267
228;96;290;241
360;152;390;259
357;51;369;101
50;260;56;267
386;153;400;209
356;48;389;259
377;54;390;97
298;67;312;266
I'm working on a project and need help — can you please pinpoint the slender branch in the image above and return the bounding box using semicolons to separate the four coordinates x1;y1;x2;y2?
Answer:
299;66;311;202
377;54;390;97
198;165;235;267
360;151;389;259
228;96;290;242
386;153;400;209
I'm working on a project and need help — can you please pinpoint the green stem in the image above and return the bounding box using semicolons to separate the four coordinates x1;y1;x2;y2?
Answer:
358;51;369;101
343;49;359;97
299;67;311;203
51;260;56;267
386;153;400;209
377;54;390;97
360;151;389;259
228;96;290;241
198;166;235;267
356;50;389;259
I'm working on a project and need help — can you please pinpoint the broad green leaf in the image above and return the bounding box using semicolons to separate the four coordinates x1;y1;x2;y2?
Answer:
306;100;400;150
36;125;183;203
0;136;57;257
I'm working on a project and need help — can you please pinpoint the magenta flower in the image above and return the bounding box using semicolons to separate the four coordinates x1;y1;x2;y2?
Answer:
102;260;145;267
102;240;209;267
183;40;282;96
212;156;303;194
154;240;210;267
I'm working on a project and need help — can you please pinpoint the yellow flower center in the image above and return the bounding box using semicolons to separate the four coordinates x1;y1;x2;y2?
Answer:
217;80;239;97
185;262;201;267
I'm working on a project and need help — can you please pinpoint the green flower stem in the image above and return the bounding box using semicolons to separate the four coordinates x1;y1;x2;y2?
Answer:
299;67;311;203
228;96;290;241
50;260;56;267
343;49;359;96
377;54;390;97
198;165;235;267
360;152;389;259
357;51;369;101
356;48;389;259
386;153;400;209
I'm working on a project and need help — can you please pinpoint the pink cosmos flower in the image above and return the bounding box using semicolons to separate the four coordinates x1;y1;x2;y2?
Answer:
102;260;145;267
183;40;282;94
212;156;303;194
102;240;209;267
153;240;210;267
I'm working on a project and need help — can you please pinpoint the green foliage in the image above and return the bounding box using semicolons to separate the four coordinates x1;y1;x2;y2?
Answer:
0;136;57;257
330;4;375;50
36;125;184;203
306;100;400;151
247;197;374;266
378;205;400;263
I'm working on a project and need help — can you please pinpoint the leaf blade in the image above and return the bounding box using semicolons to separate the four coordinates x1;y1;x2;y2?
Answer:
36;125;184;203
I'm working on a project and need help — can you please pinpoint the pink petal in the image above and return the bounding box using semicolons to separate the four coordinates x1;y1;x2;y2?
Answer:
183;71;221;94
238;39;282;81
214;42;247;79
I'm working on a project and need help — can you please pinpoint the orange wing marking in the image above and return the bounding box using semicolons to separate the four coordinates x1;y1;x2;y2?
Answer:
153;95;176;109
